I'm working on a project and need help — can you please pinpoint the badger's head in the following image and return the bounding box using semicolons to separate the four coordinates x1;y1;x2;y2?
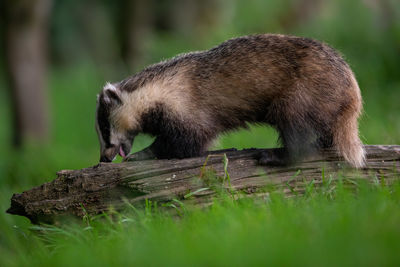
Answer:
95;83;135;162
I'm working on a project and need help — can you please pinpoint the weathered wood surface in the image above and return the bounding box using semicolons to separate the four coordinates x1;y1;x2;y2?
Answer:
7;145;400;223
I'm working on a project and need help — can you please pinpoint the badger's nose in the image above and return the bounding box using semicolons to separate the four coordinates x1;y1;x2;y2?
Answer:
100;146;119;162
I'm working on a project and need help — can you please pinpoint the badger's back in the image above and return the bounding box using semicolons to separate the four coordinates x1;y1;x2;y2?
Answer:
180;35;357;129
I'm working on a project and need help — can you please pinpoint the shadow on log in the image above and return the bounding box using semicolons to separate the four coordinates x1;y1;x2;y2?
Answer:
7;145;400;224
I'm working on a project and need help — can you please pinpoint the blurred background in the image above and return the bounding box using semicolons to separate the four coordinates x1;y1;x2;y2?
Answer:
0;0;399;188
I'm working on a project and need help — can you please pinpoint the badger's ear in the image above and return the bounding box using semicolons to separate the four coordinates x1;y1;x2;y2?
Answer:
102;82;122;106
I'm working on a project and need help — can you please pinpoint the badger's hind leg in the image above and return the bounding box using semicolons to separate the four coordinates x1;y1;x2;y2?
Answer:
258;115;322;166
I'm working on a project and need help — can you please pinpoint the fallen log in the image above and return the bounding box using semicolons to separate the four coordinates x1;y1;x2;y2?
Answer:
7;145;400;223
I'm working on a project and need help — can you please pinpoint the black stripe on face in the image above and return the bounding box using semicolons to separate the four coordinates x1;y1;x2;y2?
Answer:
97;95;112;148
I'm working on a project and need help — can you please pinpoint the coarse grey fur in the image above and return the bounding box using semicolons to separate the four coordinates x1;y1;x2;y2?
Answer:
95;34;365;168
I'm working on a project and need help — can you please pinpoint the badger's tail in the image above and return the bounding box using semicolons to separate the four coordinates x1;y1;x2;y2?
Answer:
333;78;365;168
333;115;365;168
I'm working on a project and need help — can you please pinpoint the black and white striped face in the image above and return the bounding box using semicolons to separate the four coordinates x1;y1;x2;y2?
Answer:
95;83;135;162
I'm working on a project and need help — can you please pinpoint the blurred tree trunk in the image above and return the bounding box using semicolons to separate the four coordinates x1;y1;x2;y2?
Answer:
363;0;400;80
76;0;154;76
168;0;227;38
363;0;396;29
119;0;154;72
279;0;323;31
117;0;228;71
77;0;126;78
3;0;51;147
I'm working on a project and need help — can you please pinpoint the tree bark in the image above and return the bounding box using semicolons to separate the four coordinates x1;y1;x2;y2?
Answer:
4;0;52;146
7;145;400;224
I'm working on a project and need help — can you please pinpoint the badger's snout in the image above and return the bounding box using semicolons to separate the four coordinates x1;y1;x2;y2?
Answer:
100;141;133;162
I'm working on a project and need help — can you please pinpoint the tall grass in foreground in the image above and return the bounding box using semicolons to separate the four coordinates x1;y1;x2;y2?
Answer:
1;181;400;266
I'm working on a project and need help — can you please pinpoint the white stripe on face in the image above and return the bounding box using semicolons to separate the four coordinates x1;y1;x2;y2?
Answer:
104;82;117;91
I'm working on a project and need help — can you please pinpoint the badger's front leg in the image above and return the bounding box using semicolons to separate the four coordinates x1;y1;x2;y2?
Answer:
124;126;212;161
149;133;209;159
123;146;156;161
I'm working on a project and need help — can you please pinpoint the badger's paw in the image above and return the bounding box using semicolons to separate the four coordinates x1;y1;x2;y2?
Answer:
257;150;287;166
123;148;156;162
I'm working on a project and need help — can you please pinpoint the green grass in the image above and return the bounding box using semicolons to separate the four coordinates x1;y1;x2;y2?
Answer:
2;182;400;266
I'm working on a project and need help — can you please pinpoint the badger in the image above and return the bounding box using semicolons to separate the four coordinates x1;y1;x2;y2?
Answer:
95;34;365;168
